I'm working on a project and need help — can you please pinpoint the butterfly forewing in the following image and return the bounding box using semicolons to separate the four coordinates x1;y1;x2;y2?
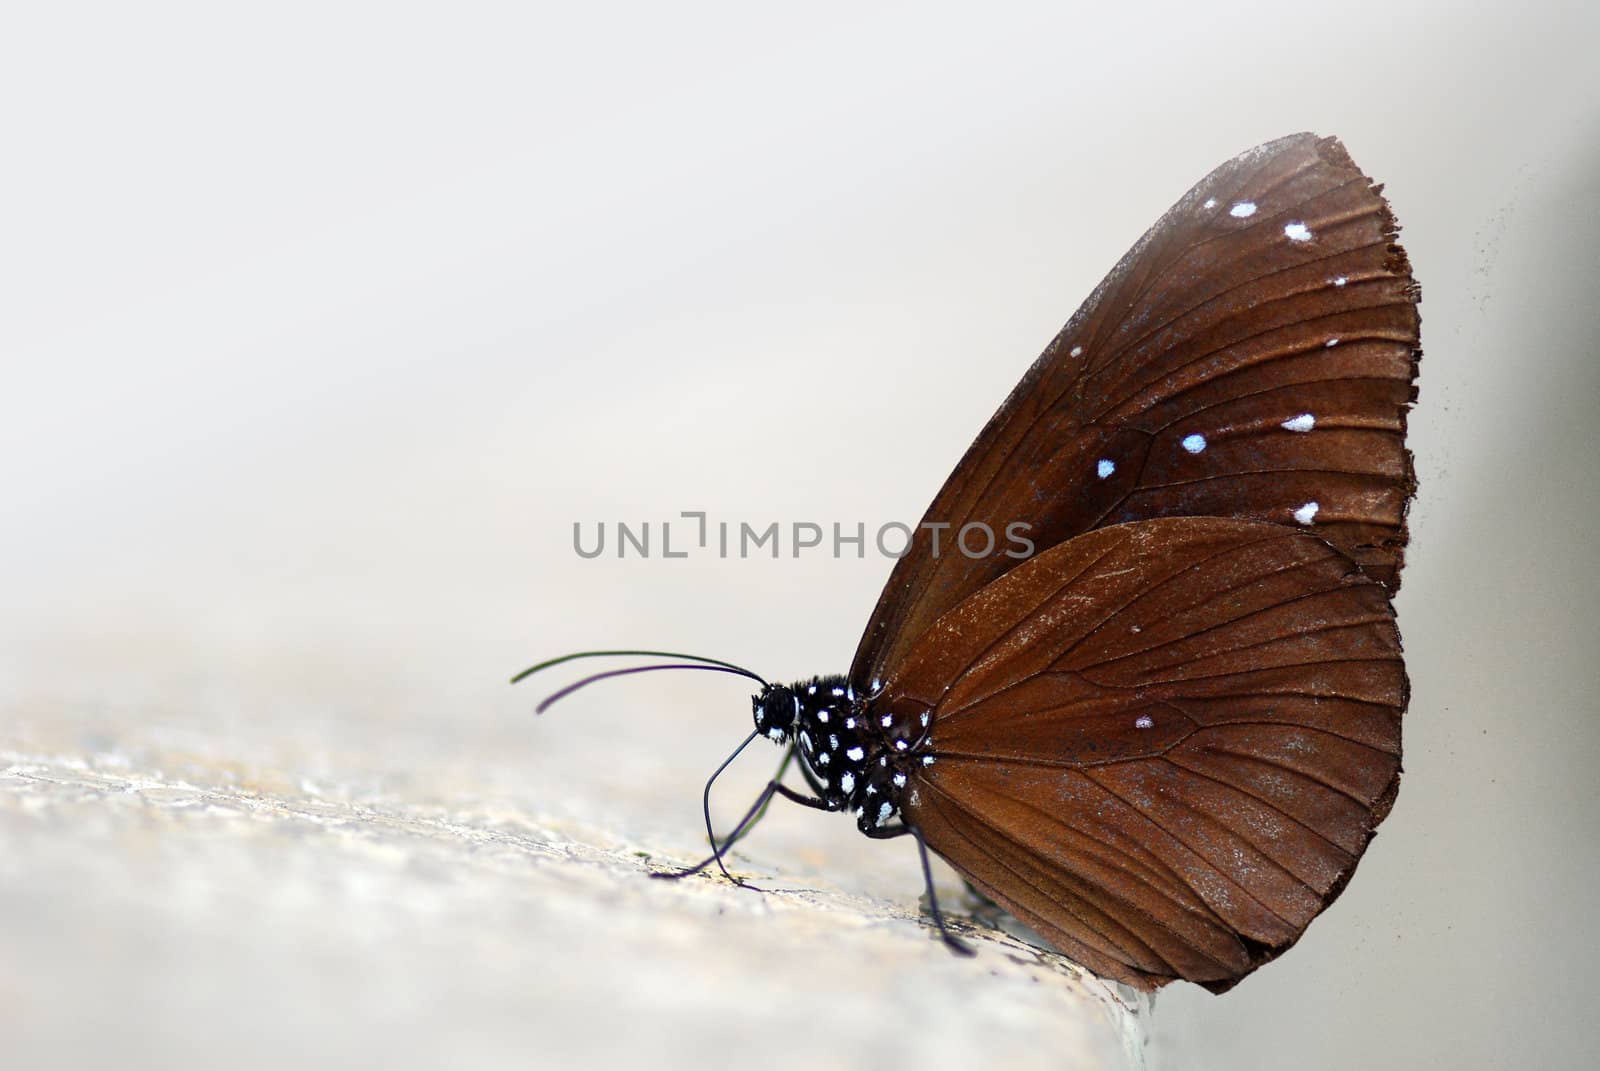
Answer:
851;133;1420;690
889;517;1404;990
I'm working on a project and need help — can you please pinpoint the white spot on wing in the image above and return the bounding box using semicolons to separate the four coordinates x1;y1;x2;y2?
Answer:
1069;345;1083;357
893;773;907;788
1134;714;1154;730
1293;501;1320;525
1284;221;1313;242
1096;458;1116;479
840;772;856;793
1332;275;1348;287
1325;337;1340;348
1230;201;1257;218
846;746;865;762
1282;413;1316;433
1203;197;1217;209
1181;433;1207;454
880;714;893;728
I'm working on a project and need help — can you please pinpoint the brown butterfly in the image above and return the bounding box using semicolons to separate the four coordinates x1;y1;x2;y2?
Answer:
519;132;1420;992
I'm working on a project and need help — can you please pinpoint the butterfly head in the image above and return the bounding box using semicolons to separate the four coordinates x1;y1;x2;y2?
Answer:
751;683;798;743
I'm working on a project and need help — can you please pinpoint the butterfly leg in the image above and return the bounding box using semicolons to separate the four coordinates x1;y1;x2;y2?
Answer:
653;759;830;888
860;823;972;952
903;826;975;956
656;727;772;888
693;746;798;866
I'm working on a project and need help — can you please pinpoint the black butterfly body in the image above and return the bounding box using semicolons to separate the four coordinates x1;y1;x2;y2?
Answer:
754;675;929;836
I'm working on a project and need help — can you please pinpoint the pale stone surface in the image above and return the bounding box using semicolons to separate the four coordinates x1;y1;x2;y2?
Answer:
0;726;1145;1071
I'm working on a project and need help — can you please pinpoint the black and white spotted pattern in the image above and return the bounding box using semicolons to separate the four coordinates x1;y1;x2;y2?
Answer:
750;674;930;835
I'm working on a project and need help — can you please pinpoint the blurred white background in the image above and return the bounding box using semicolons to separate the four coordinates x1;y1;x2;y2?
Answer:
3;2;1597;1069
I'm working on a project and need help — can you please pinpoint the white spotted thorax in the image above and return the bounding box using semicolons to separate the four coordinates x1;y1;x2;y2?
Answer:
750;674;933;835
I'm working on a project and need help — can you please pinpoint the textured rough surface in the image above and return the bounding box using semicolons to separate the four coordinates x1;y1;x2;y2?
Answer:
0;720;1145;1071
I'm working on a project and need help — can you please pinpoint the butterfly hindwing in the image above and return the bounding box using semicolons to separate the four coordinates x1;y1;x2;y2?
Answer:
890;517;1405;990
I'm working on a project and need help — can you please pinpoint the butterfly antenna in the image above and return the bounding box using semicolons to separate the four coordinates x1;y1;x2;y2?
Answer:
512;649;768;687
527;662;768;714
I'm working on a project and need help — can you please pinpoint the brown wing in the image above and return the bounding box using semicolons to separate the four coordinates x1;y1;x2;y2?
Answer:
851;133;1419;689
889;517;1405;991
